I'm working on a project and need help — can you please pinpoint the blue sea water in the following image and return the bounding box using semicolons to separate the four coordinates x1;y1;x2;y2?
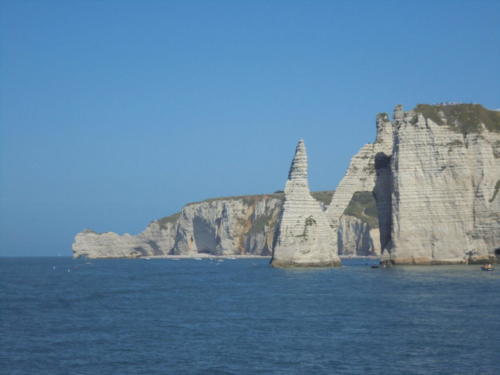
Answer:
1;257;499;375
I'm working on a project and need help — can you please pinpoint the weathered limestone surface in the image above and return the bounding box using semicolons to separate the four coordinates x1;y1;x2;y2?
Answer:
326;113;392;227
72;221;177;258
326;144;377;228
338;215;380;256
72;196;283;258
271;140;340;267
73;190;358;258
324;113;392;256
171;195;282;256
379;104;500;264
73;103;499;262
73;188;381;259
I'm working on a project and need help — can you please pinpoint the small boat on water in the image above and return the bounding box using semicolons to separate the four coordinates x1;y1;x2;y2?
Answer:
481;264;495;271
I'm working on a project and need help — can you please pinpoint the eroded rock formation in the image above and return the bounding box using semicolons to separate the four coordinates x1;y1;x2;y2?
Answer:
271;140;340;267
171;194;282;256
72;220;177;258
324;113;392;256
378;104;500;264
72;191;340;258
73;103;499;263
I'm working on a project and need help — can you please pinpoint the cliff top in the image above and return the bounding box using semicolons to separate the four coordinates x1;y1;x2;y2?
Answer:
185;192;285;207
156;212;181;228
154;191;335;230
184;190;334;207
413;103;500;134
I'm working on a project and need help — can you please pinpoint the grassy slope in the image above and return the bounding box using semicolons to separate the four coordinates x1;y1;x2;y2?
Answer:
414;104;500;134
343;191;378;229
156;191;335;227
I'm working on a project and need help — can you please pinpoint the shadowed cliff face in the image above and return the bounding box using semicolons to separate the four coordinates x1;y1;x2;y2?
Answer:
374;152;392;252
192;217;218;254
324;112;393;257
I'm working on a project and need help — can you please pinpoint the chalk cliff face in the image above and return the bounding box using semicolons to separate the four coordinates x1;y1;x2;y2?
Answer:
337;215;380;256
171;195;282;256
73;195;283;258
271;140;340;267
378;104;500;264
73;103;499;263
325;113;392;256
73;191;344;258
72;220;177;258
72;130;383;260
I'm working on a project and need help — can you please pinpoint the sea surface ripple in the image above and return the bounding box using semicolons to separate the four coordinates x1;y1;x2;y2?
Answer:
1;257;499;375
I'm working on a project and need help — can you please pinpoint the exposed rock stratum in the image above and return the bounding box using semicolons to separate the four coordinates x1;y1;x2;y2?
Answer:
73;190;369;258
271;140;341;267
377;104;500;264
73;103;499;265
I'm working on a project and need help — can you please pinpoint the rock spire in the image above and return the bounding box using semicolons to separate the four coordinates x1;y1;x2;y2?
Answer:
271;140;340;267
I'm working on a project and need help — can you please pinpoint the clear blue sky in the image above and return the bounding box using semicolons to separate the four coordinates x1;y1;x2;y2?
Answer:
1;0;499;256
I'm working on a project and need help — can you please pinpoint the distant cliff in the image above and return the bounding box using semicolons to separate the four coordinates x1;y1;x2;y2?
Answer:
72;190;379;258
74;192;311;258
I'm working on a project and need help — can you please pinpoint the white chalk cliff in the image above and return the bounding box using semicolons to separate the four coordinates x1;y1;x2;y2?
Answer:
170;194;282;256
72;219;178;258
73;103;499;264
338;214;380;256
72;188;376;259
72;195;284;258
271;140;340;267
378;104;500;264
325;112;392;256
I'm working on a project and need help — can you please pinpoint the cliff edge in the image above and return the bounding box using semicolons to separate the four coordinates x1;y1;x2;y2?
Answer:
72;191;348;258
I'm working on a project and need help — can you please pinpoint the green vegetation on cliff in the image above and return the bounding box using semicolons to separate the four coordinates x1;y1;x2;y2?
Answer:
186;190;334;207
157;191;335;228
156;212;181;229
186;192;284;206
310;191;335;206
414;104;500;134
344;191;379;229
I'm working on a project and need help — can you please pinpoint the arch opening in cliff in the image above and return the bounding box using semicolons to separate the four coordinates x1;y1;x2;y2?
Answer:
374;152;393;254
193;217;219;254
